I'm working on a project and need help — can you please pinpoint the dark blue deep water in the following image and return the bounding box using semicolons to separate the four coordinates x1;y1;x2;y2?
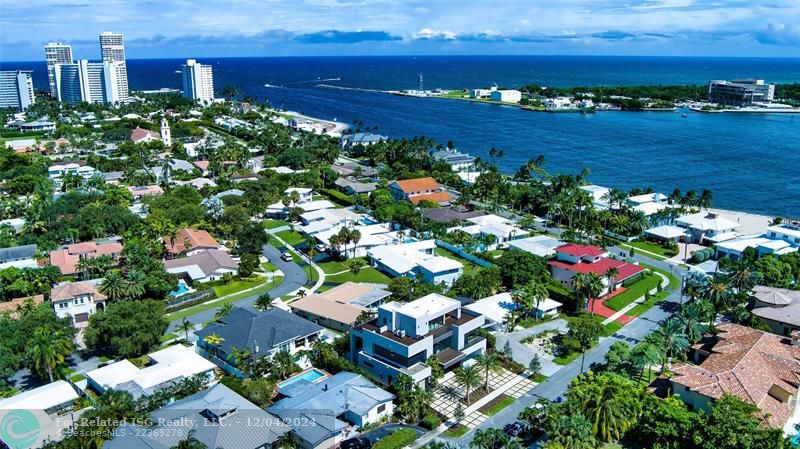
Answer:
3;56;799;216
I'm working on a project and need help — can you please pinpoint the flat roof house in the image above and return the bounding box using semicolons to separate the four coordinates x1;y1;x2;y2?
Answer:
671;323;800;434
315;223;402;259
675;211;740;244
106;384;290;449
389;177;452;206
465;292;562;329
195;307;323;377
341;132;387;150
86;344;217;399
450;214;528;247
350;294;486;385
163;227;221;257
266;187;335;219
368;240;463;287
163;249;238;283
50;279;107;328
289;282;391;332
0;243;38;269
0;380;81;446
269;371;394;449
548;243;645;291
507;235;564;258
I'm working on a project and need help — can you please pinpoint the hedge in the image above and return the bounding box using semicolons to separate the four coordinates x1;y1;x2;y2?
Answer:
421;413;441;430
371;429;417;449
319;188;357;206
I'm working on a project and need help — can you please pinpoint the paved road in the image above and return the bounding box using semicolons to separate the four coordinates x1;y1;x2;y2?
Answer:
457;255;687;446
166;243;307;332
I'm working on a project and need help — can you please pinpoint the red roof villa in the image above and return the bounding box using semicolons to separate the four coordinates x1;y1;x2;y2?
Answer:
548;243;645;291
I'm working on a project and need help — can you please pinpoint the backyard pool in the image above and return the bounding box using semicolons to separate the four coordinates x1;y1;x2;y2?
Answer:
278;368;327;389
169;280;190;297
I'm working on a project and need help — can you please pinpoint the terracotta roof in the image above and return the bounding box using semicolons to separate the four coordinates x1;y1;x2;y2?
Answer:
409;191;453;205
50;242;123;275
556;243;606;257
163;228;220;255
671;323;800;429
549;258;645;282
0;295;44;318
193;160;210;171
51;281;107;302
393;177;441;193
130;127;159;142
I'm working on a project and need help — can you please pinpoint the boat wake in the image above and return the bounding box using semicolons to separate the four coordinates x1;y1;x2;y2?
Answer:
316;84;389;94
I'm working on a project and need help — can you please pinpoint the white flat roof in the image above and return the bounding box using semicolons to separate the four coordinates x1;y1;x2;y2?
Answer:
0;380;79;411
508;235;564;257
768;224;800;239
677;212;739;232
465;292;562;325
388;293;460;319
646;225;690;239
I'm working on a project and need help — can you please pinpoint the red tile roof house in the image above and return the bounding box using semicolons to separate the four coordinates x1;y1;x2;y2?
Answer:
389;177;453;206
671;323;800;434
49;241;124;276
548;243;645;292
129;127;160;144
163;228;222;258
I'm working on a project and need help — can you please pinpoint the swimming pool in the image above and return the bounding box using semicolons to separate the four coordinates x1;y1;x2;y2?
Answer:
169;280;190;297
278;368;327;388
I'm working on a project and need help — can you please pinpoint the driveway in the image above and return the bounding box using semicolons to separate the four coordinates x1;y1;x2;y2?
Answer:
495;319;567;377
166;243;307;332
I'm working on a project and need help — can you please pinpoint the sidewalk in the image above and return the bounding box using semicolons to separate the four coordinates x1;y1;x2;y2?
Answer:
601;271;669;325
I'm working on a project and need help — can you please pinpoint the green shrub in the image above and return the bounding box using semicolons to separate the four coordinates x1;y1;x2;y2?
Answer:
422;413;441;430
372;429;417;449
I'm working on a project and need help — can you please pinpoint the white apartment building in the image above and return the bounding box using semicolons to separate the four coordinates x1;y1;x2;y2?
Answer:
53;60;128;104
182;59;215;103
0;71;35;111
44;42;73;97
98;32;130;101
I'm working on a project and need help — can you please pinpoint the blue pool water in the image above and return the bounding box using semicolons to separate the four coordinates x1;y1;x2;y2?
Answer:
169;280;190;297
278;369;327;388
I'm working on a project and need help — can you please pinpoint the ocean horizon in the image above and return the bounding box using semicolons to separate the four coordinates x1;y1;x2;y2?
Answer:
2;55;799;217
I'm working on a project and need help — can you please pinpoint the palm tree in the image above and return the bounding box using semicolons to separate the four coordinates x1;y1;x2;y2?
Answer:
545;414;597;449
272;350;298;379
349;229;362;258
27;328;73;382
652;318;689;374
679;303;709;343
203;334;225;359
604;267;620;300
702;275;734;321
176;318;194;342
229;346;253;366
628;210;649;236
170;430;207;449
254;292;272;311
573;273;604;314
474;352;503;392
100;270;127;300
573;375;640;442
125;270;146;298
629;343;661;386
215;303;234;321
454;364;482;405
725;258;761;294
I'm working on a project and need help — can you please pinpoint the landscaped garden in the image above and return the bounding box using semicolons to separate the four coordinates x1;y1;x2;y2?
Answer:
604;272;663;311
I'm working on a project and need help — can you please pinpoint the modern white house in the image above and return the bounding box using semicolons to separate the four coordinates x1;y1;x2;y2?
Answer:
368;240;463;286
85;344;217;399
299;208;360;235
465;292;562;330
50;279;107;328
675;212;740;244
48;162;99;189
625;192;671;216
507;235;565;258
580;184;611;209
314;222;403;259
350;294;486;385
449;214;527;247
490;89;522;103
266;187;335;218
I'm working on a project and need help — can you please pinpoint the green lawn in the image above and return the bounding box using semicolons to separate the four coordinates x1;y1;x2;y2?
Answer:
479;394;515;416
166;276;283;322
263;219;290;230
326;267;392;284
275;230;306;247
628;291;670;316
434;247;481;276
604;273;662;311
261;262;278;272
532;373;548;383
443;424;469;438
553;351;581;365
69;373;86;382
643;263;681;289
213;277;267;297
602;321;623;337
626;240;679;258
160;333;178;343
317;257;368;274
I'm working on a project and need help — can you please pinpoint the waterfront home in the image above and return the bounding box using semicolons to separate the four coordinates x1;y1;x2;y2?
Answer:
314;223;402;259
432;148;476;172
0;243;38;269
289;282;391;332
163;227;221;257
449;214;528;247
334;177;378;195
645;225;691;242
49;240;123;276
163;249;238;283
421;204;486;224
708;79;775;106
470;87;496;99
671;323;800;434
195;307;323;376
676;212;740;244
341;132;387;150
548;243;645;291
626;192;671;216
389;177;452;206
368;240;463;287
717;223;800;259
580;184;611;209
350;294;485;385
490;89;522;103
750;286;800;336
50;279;107;327
465;292;562;330
544;97;577;111
269;372;394;449
86;344;217;399
106;384;290;449
507;235;565;258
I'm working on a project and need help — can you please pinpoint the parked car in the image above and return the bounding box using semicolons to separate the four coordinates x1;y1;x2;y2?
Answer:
340;437;371;449
315;243;328;252
280;252;293;262
504;421;527;438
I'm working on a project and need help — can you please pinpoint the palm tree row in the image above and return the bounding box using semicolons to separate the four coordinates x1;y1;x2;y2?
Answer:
99;269;146;300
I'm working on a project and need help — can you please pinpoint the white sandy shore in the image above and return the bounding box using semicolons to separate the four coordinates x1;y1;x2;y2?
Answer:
709;208;775;235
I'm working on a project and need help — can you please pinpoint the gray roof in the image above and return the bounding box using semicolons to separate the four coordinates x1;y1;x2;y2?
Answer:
421;206;486;224
752;286;800;326
0;244;37;263
103;171;124;181
104;384;290;449
342;133;387;145
432;149;475;165
269;372;393;446
752;285;800;306
163;249;238;276
335;178;378;194
195;308;323;357
213;189;245;200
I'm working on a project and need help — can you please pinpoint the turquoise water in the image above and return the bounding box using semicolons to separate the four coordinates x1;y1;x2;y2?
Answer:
278;368;326;388
169;280;190;297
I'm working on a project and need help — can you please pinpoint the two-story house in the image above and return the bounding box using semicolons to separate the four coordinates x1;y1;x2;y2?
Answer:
50;279;107;327
368;240;463;286
548;243;645;291
388;177;452;206
350;294;485;386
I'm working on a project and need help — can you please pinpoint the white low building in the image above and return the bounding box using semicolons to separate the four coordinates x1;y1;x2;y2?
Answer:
676;212;740;244
645;225;691;242
507;235;564;258
368;240;463;286
465;292;562;329
314;223;403;259
86;344;217;399
0;380;82;447
580;184;611;209
490;89;522;103
299;208;360;235
449;214;527;247
715;223;800;260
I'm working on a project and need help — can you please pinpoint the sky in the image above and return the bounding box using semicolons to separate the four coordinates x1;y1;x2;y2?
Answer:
1;0;799;61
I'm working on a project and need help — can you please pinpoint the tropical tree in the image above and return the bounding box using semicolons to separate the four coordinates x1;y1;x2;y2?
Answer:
27;328;73;382
124;270;146;298
652;318;689;374
272;350;300;379
470;428;506;449
628;342;661;386
573;273;604;314
229;346;253;366
678;303;709;343
454;364;482;405
100;270;128;300
215;303;234;321
567;372;641;442
176;318;194;342
603;267;620;300
203;334;225;359
701;275;734;321
474;352;503;392
170;430;207;449
545;414;597;449
724;258;761;294
254;292;272;311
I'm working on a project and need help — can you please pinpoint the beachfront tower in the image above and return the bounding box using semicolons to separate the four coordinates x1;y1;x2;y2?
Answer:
0;71;35;111
44;42;73;97
98;32;129;102
181;59;215;104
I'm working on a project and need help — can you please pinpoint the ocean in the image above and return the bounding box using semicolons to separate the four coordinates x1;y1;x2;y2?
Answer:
3;55;799;216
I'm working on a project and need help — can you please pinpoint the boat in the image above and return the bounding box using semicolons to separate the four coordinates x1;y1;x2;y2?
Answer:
173;70;181;74
681;113;688;118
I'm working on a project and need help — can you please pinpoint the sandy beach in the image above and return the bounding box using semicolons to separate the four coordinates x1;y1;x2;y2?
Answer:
710;208;775;235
